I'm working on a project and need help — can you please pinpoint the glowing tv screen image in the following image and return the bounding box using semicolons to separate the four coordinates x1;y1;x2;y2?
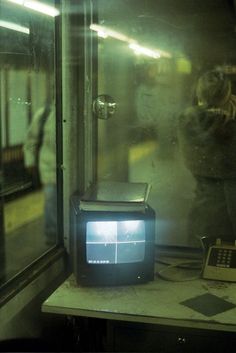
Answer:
86;220;146;264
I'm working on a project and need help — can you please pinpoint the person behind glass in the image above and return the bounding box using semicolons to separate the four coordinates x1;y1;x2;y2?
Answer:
133;60;178;158
23;103;57;245
178;69;236;247
133;61;159;142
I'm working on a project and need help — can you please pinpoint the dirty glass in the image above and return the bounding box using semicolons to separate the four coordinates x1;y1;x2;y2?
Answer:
0;0;58;286
93;0;236;250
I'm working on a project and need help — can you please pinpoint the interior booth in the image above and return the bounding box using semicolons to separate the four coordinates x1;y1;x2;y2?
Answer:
1;0;236;351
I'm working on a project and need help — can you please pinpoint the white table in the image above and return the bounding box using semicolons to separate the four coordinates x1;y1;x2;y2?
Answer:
42;271;236;332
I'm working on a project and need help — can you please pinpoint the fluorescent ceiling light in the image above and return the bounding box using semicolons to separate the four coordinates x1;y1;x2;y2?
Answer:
7;0;59;17
0;20;29;34
90;23;171;59
90;24;133;43
8;0;24;4
97;31;108;38
129;43;160;59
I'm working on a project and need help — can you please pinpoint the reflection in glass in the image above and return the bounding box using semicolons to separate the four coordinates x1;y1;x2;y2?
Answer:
23;105;57;245
95;0;236;252
179;70;236;247
0;0;57;286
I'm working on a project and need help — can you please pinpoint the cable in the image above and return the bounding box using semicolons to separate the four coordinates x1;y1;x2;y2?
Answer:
156;260;203;282
155;257;202;270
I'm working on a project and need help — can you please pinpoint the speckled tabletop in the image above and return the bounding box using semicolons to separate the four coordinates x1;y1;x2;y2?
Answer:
42;268;236;332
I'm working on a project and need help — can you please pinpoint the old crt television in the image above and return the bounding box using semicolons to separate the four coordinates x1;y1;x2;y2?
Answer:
70;182;155;286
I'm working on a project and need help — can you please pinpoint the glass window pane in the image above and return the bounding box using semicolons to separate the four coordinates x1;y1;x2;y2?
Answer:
94;0;236;250
0;0;58;286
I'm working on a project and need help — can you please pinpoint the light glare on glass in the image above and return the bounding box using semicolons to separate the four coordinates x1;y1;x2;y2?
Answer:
7;0;59;17
0;20;29;34
129;43;161;59
97;31;108;38
90;23;171;59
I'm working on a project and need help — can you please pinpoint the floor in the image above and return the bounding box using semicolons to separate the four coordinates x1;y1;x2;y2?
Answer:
3;217;52;281
0;189;54;287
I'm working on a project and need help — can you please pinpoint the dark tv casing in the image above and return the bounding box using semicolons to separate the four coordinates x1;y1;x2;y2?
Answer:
70;194;156;286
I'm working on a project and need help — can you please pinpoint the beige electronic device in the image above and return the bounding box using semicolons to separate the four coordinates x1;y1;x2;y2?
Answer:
202;239;236;282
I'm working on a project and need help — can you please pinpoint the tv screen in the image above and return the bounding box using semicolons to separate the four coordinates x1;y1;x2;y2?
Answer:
70;184;155;286
86;220;146;264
